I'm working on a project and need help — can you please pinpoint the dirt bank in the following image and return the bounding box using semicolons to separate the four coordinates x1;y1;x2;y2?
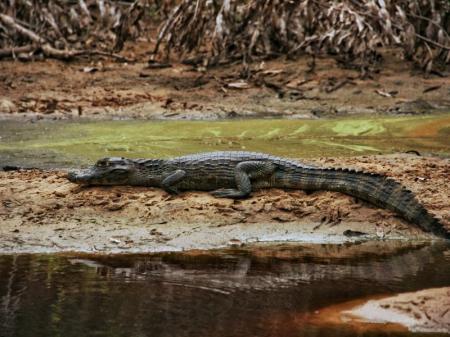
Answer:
0;154;448;253
347;287;450;333
1;44;449;121
302;287;450;334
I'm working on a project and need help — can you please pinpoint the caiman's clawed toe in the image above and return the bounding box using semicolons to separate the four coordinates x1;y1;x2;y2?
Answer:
211;189;249;198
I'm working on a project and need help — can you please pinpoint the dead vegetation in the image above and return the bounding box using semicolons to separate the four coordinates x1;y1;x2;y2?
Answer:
0;0;152;61
0;1;449;74
155;0;450;73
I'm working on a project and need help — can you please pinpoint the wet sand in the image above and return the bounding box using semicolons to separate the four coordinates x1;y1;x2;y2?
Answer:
300;287;450;334
347;287;450;333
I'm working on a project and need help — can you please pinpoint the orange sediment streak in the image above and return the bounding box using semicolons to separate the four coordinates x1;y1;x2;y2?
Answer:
290;295;408;333
408;116;450;138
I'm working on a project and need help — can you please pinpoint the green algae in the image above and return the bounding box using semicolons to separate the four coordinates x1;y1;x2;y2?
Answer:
331;120;386;136
0;113;449;168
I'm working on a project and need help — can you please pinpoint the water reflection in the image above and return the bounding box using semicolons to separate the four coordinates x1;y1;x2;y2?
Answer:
1;243;449;337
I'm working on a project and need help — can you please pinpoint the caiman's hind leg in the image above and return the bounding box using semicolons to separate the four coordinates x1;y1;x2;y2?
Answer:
211;161;275;198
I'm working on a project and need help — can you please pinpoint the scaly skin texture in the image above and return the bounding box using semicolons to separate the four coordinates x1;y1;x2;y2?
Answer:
67;151;449;239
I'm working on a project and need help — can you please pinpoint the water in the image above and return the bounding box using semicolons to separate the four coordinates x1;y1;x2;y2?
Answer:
0;114;449;168
1;243;449;337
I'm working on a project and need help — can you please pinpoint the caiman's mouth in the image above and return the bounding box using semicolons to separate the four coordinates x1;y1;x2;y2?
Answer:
67;169;97;185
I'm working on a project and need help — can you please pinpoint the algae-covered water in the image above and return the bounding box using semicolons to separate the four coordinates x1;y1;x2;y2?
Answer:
0;114;449;168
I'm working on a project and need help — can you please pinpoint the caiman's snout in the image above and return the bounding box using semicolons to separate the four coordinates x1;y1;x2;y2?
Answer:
67;170;77;182
67;169;93;184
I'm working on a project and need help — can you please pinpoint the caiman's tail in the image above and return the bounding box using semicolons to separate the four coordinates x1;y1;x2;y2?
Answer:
288;167;449;239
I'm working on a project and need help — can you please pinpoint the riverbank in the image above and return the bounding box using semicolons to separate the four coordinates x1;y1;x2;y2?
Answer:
1;46;449;121
1;154;448;253
348;287;450;333
305;287;450;334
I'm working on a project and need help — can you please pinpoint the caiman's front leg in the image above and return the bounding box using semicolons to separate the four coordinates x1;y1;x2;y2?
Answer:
161;170;186;194
211;161;275;198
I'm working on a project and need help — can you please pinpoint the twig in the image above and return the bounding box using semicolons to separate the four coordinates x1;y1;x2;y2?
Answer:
407;13;450;39
71;50;135;63
325;79;351;93
413;32;450;51
0;45;35;57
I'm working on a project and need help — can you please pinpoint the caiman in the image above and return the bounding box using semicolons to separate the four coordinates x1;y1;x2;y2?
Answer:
67;151;449;239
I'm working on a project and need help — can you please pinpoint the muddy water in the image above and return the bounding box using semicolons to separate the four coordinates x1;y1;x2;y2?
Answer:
0;114;449;168
1;243;449;337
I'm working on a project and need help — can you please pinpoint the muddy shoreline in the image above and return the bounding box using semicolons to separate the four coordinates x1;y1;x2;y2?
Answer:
1;154;448;254
303;287;450;334
348;287;450;333
1;47;450;121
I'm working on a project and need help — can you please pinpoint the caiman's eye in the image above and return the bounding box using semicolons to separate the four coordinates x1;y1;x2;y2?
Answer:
96;160;107;167
111;168;127;174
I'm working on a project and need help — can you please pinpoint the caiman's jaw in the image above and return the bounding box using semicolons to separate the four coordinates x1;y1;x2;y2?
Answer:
67;168;106;185
67;157;135;186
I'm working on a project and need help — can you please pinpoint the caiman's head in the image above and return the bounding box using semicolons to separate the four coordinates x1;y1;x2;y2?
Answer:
68;157;137;186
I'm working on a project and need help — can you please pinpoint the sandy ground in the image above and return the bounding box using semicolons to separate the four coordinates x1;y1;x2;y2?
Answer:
1;154;448;254
1;44;449;121
302;287;450;334
347;287;450;333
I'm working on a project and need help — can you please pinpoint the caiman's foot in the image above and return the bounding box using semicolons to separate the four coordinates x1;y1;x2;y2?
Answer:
210;189;249;199
163;186;180;195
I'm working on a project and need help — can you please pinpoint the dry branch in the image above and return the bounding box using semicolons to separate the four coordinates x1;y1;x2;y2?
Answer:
0;0;152;61
0;13;134;61
0;45;35;58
